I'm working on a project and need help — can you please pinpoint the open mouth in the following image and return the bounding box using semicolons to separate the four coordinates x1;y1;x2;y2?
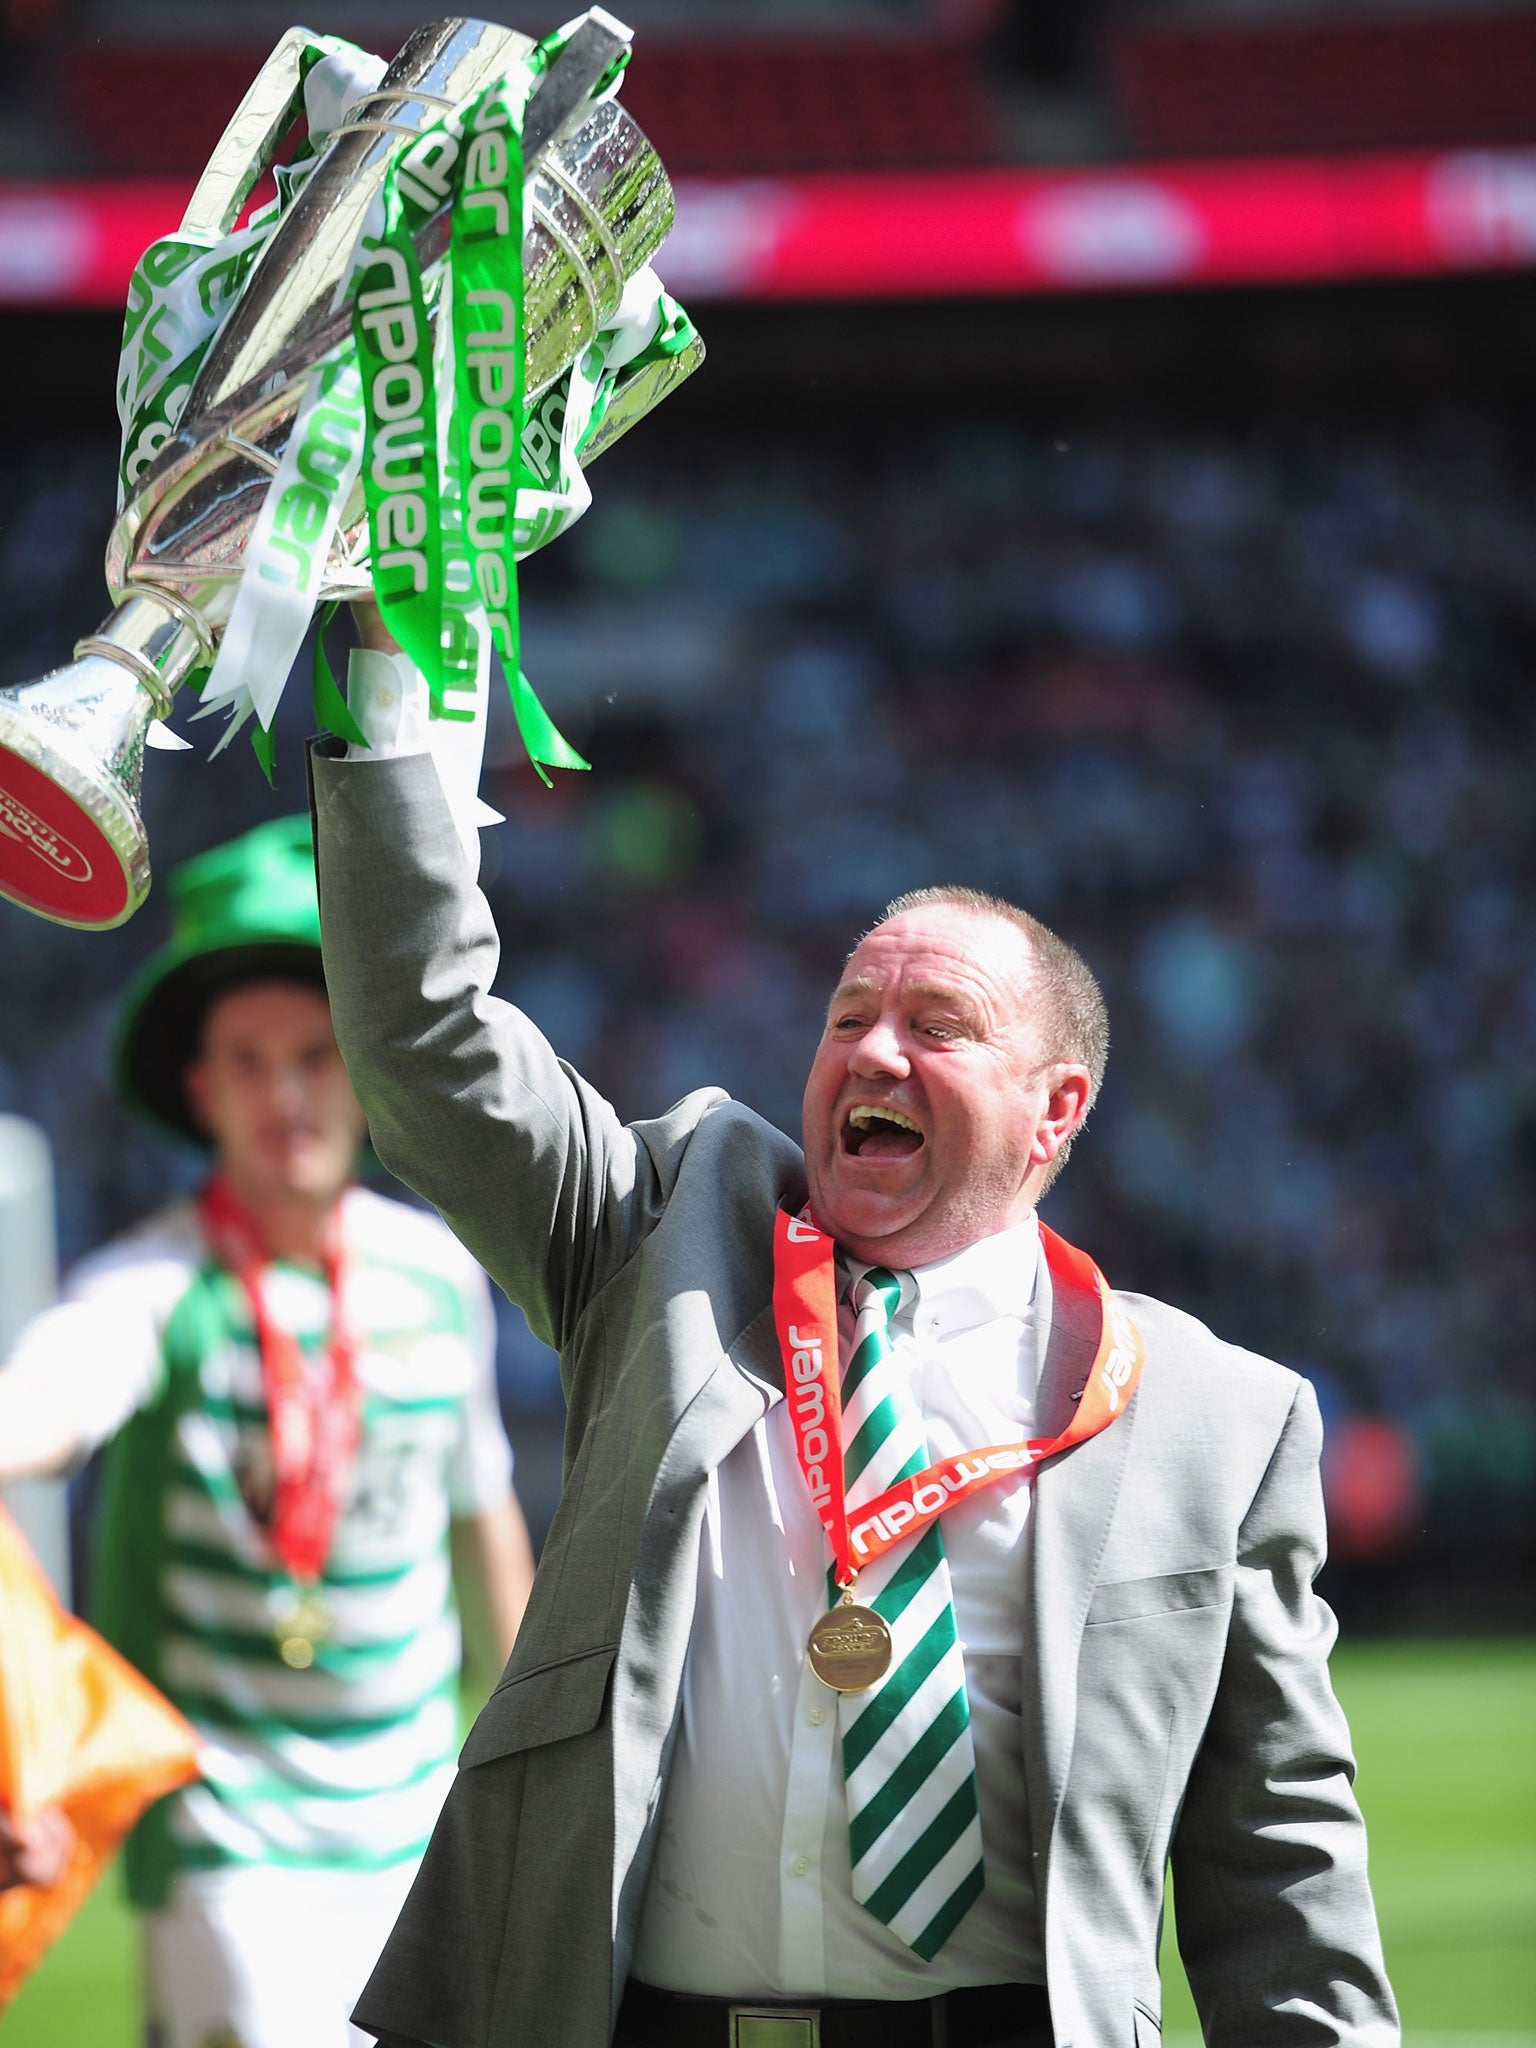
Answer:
264;1126;319;1156
842;1104;925;1160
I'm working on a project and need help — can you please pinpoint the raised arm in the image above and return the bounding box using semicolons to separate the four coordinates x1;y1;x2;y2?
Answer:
1171;1380;1398;2048
309;679;709;1352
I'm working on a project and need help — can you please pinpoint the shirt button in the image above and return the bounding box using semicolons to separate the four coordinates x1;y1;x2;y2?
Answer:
792;1856;810;1877
809;1706;826;1726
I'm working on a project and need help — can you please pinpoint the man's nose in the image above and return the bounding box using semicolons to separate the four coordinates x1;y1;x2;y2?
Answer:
848;1021;909;1078
268;1063;308;1111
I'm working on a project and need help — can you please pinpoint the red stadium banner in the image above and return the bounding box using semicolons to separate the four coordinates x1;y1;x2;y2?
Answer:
2;148;1536;306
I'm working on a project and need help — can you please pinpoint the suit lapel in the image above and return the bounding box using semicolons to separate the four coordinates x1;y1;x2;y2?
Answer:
728;1300;787;1403
1020;1239;1141;1863
654;1302;782;1521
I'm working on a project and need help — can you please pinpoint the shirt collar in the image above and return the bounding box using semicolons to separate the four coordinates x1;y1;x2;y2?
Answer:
844;1215;1041;1340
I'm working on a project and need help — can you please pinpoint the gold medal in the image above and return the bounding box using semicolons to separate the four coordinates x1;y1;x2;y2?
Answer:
807;1598;893;1692
275;1586;331;1670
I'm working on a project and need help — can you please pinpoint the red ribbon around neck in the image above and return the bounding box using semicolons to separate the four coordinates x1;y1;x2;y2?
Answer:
197;1176;360;1583
772;1209;1144;1590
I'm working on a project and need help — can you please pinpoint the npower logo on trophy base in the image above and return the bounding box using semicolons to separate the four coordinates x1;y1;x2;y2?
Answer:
0;747;128;929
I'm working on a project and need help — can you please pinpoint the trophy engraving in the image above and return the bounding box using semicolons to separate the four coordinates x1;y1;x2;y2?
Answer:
0;11;702;930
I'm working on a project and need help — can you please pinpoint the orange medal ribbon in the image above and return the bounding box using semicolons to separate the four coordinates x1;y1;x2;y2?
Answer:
773;1208;1144;1589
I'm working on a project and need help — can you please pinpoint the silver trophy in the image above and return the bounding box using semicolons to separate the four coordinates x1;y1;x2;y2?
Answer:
0;12;702;928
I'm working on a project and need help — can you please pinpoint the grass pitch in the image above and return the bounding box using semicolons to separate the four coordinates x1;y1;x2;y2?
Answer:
4;1637;1533;2045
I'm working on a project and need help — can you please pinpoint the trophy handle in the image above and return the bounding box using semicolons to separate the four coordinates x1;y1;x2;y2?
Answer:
180;26;318;241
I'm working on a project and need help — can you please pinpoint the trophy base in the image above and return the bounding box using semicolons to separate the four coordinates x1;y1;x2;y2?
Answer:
0;717;149;929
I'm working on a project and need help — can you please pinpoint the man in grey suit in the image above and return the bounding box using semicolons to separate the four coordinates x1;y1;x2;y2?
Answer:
308;622;1398;2048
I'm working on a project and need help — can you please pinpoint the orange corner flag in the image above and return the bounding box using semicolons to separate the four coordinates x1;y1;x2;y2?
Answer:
0;1502;200;2012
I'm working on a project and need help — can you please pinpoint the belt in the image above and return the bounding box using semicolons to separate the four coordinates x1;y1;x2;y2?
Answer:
617;1980;1052;2048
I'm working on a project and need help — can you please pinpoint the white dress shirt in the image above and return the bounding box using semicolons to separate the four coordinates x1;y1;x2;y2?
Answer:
632;1218;1047;1999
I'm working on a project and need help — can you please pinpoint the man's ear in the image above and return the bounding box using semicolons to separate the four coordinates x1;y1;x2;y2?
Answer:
1031;1064;1092;1168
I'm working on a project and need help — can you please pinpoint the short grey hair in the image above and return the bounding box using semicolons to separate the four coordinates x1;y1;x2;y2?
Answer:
871;884;1109;1186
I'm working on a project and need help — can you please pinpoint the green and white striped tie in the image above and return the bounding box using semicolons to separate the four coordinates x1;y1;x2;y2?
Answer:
836;1266;985;1959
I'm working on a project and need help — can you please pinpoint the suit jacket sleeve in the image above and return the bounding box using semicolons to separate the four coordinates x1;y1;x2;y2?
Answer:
1171;1377;1398;2048
309;746;702;1353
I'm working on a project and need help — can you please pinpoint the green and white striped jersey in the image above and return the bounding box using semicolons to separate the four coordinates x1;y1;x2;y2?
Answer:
6;1186;512;1905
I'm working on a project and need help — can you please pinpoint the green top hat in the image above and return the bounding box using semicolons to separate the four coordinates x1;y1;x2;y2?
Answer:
113;815;326;1145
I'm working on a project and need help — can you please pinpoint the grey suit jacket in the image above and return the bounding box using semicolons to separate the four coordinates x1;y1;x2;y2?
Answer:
310;748;1397;2048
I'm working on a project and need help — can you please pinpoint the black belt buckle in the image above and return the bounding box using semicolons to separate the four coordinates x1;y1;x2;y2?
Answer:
729;2007;821;2047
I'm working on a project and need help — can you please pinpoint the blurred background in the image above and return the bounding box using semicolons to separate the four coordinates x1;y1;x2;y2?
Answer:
0;0;1533;2038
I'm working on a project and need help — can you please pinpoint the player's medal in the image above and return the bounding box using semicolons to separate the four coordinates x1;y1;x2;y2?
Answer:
806;1590;893;1693
276;1582;332;1670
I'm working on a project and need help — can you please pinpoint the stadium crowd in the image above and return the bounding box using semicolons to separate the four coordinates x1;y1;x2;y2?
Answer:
3;387;1533;1602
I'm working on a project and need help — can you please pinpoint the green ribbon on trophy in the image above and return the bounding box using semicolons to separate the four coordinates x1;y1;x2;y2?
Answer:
349;31;697;778
111;18;699;782
351;60;531;738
